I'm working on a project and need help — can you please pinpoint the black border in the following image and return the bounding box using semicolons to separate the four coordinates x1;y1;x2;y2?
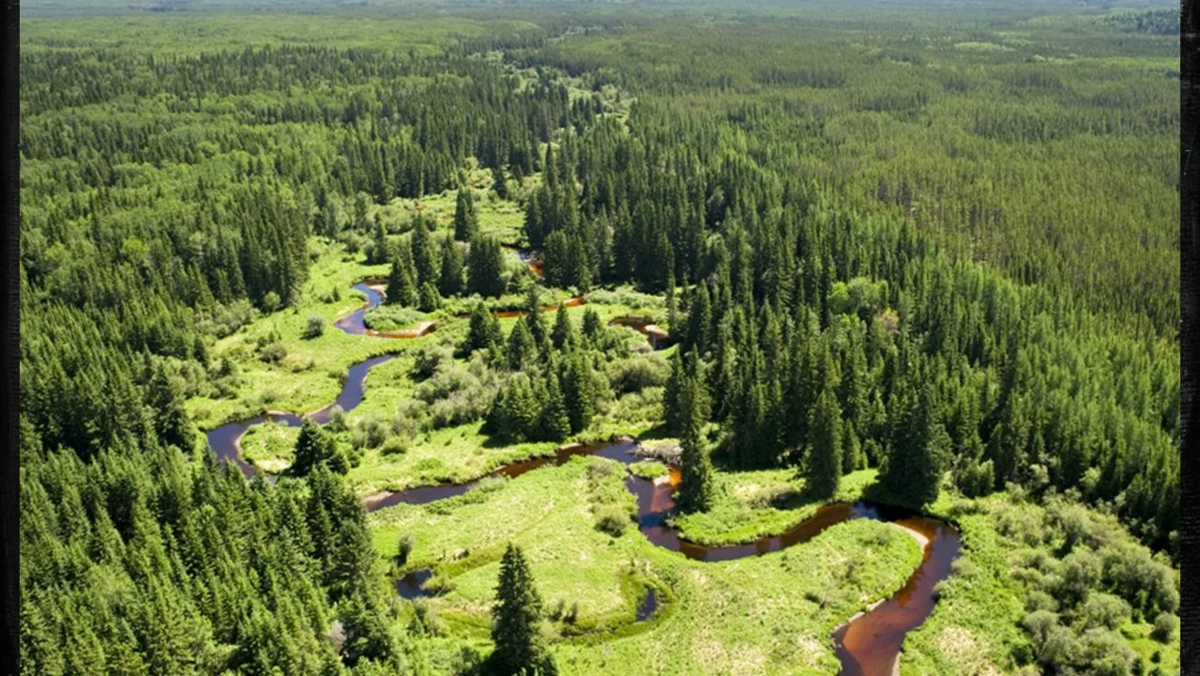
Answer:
1183;0;1198;673
1;0;17;671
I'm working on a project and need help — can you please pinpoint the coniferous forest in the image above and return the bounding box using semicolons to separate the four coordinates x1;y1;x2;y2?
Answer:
19;0;1180;674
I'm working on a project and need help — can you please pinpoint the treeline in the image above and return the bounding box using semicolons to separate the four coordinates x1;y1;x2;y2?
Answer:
522;20;1179;335
508;83;1178;556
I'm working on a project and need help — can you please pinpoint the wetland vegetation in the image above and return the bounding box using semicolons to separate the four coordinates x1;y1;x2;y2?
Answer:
19;0;1179;673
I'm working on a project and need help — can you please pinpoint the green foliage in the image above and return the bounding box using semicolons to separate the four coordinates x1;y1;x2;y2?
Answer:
804;388;842;500
489;544;557;676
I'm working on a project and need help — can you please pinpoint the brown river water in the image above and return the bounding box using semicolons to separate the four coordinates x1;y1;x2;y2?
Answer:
204;276;960;675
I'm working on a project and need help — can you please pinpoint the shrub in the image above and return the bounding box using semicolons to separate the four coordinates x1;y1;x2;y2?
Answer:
303;315;325;339
351;416;391;449
411;345;455;381
258;341;287;364
607;353;670;394
958;458;995;498
594;505;632;537
380;436;408;457
1077;592;1130;631
396;534;414;565
1150;612;1177;643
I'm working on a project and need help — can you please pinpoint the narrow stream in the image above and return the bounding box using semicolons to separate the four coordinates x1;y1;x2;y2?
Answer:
203;276;960;675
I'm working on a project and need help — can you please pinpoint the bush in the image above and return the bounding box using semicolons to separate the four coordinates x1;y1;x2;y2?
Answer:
396;534;414;565
1077;592;1130;631
607;353;670;394
380;436;408;457
258;341;287;364
1150;612;1177;643
594;505;632;537
411;345;455;381
958;458;995;498
303;315;325;339
352;416;391;449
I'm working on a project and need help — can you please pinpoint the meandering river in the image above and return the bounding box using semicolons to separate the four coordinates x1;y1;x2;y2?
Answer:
204;275;960;676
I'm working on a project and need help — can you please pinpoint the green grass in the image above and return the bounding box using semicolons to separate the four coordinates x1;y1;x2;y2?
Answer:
370;456;923;675
900;492;1181;675
669;469;878;546
629;460;668;480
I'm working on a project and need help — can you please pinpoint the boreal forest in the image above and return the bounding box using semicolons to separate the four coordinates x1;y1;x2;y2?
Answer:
18;0;1181;674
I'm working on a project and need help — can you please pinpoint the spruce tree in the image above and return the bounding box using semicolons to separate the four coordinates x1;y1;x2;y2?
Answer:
506;320;536;371
418;281;441;313
468;236;507;299
453;187;479;242
676;363;714;513
490;544;554;676
438;235;465;297
561;353;594;434
465;301;501;356
805;388;842;500
881;385;948;506
291;422;345;477
387;253;417;307
537;372;572;442
411;215;437;287
550;303;577;351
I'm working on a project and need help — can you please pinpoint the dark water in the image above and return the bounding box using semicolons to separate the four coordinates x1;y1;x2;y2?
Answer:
334;282;438;338
609;316;673;350
832;516;961;676
395;568;435;600
502;244;544;278
635;588;659;622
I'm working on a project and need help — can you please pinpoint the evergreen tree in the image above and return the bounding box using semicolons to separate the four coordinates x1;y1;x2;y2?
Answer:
438;235;465;297
561;353;594;434
507;320;537;371
490;544;555;676
550;303;578;351
291;422;347;477
881;385;948;506
146;362;196;451
418;281;441;312
468;236;507;298
387;253;417;307
676;360;714;513
805;388;842;499
411;215;438;287
453;187;480;242
465;301;502;356
537;372;572;442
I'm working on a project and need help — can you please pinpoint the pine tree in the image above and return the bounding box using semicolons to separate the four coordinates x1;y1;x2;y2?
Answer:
676;361;714;513
453;187;479;242
387;253;417;307
550;303;577;351
468;236;507;299
506;320;536;371
561;353;594;434
438;235;465;297
524;286;550;355
465;301;502;356
291;422;346;477
805;388;842;499
490;544;555;676
537;372;572;442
